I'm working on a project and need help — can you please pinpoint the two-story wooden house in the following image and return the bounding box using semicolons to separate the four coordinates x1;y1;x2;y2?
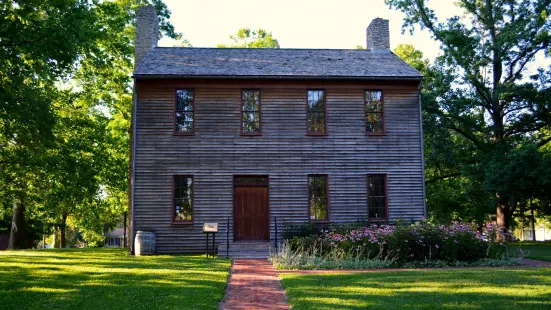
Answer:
131;5;425;254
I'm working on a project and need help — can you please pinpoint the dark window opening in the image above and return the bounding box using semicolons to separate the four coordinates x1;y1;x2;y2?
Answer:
307;90;326;134
242;90;261;134
365;91;384;134
308;175;328;221
175;89;194;134
174;175;193;221
368;174;387;220
234;176;269;186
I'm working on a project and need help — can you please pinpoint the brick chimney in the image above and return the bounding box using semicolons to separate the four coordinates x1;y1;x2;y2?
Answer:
135;5;158;67
366;18;390;52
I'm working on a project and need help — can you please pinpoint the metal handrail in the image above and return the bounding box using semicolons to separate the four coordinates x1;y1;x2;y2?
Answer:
274;217;278;252
226;217;230;258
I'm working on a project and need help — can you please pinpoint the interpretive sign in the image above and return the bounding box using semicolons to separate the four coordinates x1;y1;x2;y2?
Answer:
203;223;218;233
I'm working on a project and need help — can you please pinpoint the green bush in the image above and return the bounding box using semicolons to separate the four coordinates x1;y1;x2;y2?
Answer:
271;221;518;269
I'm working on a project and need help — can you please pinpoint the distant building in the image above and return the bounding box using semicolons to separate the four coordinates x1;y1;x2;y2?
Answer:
104;228;126;248
519;227;551;241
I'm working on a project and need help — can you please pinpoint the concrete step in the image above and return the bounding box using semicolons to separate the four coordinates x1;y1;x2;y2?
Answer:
217;242;273;259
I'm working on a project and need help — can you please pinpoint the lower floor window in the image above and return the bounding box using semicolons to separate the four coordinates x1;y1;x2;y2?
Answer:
174;175;193;221
368;174;387;220
308;175;328;221
105;237;121;247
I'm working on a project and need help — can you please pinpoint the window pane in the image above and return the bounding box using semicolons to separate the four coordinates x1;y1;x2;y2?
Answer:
242;111;260;123
242;91;260;111
308;90;325;111
174;176;193;221
176;112;194;133
242;91;261;133
368;175;386;219
243;121;260;132
366;112;383;133
309;176;327;221
366;91;383;133
365;91;382;112
234;176;269;185
308;112;326;133
176;90;194;111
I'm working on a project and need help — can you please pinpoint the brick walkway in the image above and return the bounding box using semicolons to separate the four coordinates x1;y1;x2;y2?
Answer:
219;259;289;310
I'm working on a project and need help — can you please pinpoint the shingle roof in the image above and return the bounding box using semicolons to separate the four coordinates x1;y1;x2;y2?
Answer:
133;47;422;80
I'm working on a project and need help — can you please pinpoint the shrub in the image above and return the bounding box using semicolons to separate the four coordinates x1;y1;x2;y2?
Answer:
282;222;323;240
271;220;517;269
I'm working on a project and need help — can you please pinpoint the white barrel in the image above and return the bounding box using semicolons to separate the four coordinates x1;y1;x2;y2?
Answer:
135;231;155;256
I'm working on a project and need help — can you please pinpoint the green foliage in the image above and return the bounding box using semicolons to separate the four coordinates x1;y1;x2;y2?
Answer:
278;221;515;268
217;28;280;48
388;0;551;228
0;0;179;246
282;222;324;240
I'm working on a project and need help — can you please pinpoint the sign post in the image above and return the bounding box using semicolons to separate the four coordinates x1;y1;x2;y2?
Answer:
203;223;218;258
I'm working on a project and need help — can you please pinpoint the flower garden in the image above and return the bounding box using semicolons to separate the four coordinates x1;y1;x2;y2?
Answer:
270;221;521;269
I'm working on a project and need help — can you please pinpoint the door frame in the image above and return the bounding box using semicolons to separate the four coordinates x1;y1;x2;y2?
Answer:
233;175;270;241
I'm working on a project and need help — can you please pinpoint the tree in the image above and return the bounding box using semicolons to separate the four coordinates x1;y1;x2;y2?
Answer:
394;44;494;225
1;0;179;249
217;28;280;48
386;0;551;229
0;0;102;249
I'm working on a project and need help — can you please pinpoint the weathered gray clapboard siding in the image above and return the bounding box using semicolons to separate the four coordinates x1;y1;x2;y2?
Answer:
133;79;424;253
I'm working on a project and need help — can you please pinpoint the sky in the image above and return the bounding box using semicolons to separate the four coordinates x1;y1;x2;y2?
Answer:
157;0;455;61
158;0;549;69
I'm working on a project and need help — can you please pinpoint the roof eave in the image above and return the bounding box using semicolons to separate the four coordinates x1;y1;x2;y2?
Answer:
132;74;423;81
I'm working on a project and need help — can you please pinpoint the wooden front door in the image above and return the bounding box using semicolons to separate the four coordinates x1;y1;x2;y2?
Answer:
234;176;269;241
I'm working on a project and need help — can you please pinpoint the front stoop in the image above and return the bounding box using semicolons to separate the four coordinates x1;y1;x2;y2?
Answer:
218;241;272;259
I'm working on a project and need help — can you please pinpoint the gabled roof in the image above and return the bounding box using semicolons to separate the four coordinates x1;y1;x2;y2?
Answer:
133;47;422;80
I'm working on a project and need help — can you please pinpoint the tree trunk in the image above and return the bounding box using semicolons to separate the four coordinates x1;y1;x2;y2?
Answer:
530;200;536;241
496;205;511;230
8;200;26;249
127;91;136;254
123;211;127;248
60;214;67;248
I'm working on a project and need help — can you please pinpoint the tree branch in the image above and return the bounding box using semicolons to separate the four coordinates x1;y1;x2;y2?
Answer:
447;122;484;150
538;136;551;148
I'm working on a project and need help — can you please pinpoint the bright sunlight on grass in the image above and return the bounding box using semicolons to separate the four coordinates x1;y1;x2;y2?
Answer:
280;268;551;310
0;248;231;310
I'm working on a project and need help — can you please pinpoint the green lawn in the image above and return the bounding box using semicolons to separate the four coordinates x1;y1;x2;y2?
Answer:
0;248;231;310
511;241;551;262
280;268;551;310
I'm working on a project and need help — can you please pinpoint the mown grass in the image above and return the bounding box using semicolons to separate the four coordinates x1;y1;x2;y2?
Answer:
0;248;231;310
511;241;551;262
280;268;551;310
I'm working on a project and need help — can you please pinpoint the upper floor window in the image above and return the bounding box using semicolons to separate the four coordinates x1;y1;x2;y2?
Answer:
175;89;194;134
308;175;328;221
307;90;326;134
368;174;387;220
242;90;261;135
365;90;384;134
174;175;193;222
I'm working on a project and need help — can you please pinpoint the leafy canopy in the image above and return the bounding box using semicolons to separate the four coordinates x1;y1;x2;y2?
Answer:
217;28;280;48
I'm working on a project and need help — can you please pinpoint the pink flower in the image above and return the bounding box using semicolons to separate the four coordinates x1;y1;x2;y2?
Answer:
435;244;440;249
